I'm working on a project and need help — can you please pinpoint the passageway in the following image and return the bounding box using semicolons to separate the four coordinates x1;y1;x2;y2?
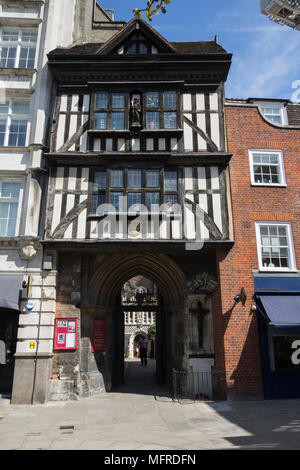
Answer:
113;358;171;397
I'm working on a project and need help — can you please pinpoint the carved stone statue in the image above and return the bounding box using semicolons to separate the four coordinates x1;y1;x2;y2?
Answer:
130;96;142;130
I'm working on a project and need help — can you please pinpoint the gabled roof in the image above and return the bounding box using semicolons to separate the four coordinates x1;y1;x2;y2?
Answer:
95;18;177;54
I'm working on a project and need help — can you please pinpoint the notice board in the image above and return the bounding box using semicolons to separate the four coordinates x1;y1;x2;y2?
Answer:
92;317;105;352
54;318;78;350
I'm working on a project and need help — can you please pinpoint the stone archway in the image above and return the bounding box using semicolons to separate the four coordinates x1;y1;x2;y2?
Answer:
85;253;186;391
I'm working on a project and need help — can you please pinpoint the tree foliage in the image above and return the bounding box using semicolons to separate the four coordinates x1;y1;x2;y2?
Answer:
148;323;156;337
133;0;171;21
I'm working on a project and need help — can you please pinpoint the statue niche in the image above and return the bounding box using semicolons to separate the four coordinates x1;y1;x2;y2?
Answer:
130;93;142;132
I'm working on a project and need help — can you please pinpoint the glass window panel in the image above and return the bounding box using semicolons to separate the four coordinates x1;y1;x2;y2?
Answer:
128;169;142;188
92;193;106;213
8;120;27;146
2;30;18;42
128;192;142;211
146;92;159;108
260;226;268;235
278;226;287;235
0;103;9;114
11;101;30;115
95;92;108;109
163;91;176;108
94;112;107;130
93;171;106;191
112;93;125;109
110;170;123;188
270;154;279;164
261;236;270;246
127;42;137;54
109;192;124;211
0;120;6;145
164;171;177;191
146;111;160;129
19;47;36;68
253;155;261;163
1;182;20;198
146;192;160;211
269;226;277;236
139;42;148;54
0;46;16;67
0;202;9;218
164;194;178;206
111;112;125;130
21;31;37;43
146;169;159;187
164;112;177;129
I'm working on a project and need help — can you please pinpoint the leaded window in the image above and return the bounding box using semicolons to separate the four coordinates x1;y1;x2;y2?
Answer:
92;168;179;213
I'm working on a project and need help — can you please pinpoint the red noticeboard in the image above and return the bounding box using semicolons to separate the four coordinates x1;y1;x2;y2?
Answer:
54;318;78;350
92;318;105;352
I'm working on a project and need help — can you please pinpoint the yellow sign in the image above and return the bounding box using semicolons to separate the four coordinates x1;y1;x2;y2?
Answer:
29;341;36;350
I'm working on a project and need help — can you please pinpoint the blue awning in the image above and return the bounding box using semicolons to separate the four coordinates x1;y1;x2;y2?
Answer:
258;295;300;330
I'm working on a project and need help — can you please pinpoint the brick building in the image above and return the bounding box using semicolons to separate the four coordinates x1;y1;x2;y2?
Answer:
223;98;300;399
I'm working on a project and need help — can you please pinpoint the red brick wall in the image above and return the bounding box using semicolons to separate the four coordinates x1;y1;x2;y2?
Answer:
215;104;300;399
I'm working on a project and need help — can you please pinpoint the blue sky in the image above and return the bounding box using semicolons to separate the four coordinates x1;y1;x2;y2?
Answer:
97;0;300;100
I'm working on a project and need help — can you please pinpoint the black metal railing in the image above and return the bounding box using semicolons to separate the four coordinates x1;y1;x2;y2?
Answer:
172;368;213;401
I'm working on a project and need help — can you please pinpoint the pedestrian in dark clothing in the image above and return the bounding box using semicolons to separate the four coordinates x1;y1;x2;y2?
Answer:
139;337;148;366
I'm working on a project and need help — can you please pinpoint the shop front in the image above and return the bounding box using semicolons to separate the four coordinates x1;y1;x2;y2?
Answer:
255;276;300;399
0;275;23;395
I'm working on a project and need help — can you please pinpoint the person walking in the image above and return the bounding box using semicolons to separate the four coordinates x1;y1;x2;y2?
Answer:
139;337;148;366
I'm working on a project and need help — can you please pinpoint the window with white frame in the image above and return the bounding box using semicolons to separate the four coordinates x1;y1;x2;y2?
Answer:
0;179;22;237
255;222;296;271
0;27;37;69
249;150;286;186
0;99;30;146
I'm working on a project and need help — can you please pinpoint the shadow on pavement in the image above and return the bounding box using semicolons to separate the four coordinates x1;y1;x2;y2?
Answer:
111;358;172;400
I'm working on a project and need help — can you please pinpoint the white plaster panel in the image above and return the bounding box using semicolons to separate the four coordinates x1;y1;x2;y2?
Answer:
210;167;220;190
55;167;64;190
60;95;68;112
183;113;193;151
198;193;209;240
196;114;207;150
183;94;192;111
212;193;222;233
210;113;220;149
146;139;154;151
184;167;193;190
81;168;89;191
209;93;218;111
51;193;62;234
158;138;165;151
196;93;205;111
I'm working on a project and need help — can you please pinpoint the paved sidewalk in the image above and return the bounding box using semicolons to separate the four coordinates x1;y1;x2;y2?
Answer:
1;359;300;450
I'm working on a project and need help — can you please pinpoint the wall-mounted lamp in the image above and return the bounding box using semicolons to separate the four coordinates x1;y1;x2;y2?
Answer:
233;287;247;306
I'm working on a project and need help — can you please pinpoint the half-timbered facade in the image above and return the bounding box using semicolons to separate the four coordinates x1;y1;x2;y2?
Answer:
43;18;233;400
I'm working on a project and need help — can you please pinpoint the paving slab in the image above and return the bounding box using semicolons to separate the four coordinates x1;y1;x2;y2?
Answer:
1;359;300;450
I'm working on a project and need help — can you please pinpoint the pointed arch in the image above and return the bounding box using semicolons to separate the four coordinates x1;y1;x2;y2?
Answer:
89;253;186;308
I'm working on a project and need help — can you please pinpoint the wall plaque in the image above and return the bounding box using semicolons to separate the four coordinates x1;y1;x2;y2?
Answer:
92;318;106;353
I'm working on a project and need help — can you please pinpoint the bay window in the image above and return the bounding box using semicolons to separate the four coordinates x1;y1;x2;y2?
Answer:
92;168;179;213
